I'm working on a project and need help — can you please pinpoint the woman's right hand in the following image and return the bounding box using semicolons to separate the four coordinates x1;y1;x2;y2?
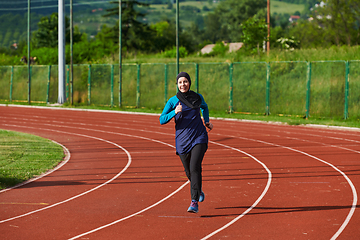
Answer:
205;122;213;131
175;102;182;114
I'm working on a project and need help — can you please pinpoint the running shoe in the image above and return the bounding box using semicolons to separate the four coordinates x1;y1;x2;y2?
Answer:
187;200;198;213
199;191;205;202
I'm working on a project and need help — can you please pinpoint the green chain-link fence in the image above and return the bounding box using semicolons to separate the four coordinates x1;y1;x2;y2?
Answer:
232;62;268;114
348;60;360;119
1;61;359;119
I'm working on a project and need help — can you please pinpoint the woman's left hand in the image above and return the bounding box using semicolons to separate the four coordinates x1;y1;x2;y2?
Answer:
205;122;213;131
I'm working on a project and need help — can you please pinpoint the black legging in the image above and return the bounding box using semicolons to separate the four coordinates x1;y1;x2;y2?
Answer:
179;143;208;201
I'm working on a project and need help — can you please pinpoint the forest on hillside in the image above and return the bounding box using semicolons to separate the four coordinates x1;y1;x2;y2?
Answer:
0;0;359;65
0;0;316;48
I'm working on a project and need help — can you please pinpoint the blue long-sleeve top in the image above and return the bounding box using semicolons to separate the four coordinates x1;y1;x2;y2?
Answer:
159;93;209;155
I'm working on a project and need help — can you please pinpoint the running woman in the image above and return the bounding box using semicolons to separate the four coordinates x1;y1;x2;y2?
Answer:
159;72;213;213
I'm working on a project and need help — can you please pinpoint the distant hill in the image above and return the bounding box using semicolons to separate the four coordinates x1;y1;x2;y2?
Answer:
0;0;309;49
0;0;116;48
0;0;113;16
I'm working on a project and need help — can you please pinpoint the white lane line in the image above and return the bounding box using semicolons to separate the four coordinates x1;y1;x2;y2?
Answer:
68;180;190;240
285;146;357;240
201;141;272;240
5;116;356;239
205;132;358;240
0;125;132;224
5;119;268;239
2;104;359;134
0;123;194;233
279;134;360;155
259;129;360;148
68;141;271;239
0;140;70;194
0;117;175;149
275;136;358;240
7;122;270;240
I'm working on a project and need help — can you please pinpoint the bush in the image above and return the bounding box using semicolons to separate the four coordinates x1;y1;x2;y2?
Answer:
164;46;188;58
0;53;21;66
203;42;229;57
31;47;58;65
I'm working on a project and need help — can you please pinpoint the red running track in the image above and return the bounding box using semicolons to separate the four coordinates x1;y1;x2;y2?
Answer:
0;105;360;240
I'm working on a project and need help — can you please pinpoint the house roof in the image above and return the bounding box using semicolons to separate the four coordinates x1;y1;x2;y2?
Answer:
200;42;243;54
200;44;216;54
289;15;301;22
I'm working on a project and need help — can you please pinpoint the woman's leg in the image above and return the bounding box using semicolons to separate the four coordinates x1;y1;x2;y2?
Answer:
179;143;208;201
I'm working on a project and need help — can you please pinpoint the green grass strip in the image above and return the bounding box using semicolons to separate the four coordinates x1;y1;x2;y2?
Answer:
0;130;64;190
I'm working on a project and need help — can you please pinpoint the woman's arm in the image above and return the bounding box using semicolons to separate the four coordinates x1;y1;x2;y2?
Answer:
199;94;209;123
199;94;213;131
159;96;178;125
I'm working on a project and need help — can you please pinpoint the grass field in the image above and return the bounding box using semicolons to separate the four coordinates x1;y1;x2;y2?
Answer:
270;0;305;14
0;130;64;190
148;0;217;12
148;0;304;15
77;0;305;30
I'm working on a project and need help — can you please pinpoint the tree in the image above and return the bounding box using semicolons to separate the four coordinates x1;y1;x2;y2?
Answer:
150;18;194;53
186;22;204;47
215;0;267;42
167;1;173;9
103;0;154;52
288;19;329;48
150;20;176;51
201;12;229;43
311;0;360;46
32;13;82;49
33;13;58;48
241;17;268;55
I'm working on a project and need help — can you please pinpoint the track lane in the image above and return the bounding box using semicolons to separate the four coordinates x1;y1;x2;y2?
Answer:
0;107;271;239
205;121;359;239
1;106;359;239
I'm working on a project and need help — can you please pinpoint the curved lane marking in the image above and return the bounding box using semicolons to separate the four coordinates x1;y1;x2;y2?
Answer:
2;121;271;240
3;115;356;239
201;141;272;240
68;180;190;240
0;125;132;224
202;132;358;240
68;143;271;239
270;134;359;239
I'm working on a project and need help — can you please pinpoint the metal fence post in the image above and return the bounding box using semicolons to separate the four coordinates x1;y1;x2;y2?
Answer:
265;62;270;115
66;65;69;102
136;64;141;108
344;61;350;120
10;66;14;102
28;66;32;104
88;64;91;105
70;64;73;105
119;64;122;108
46;65;51;103
305;61;312;119
164;64;168;105
195;63;199;93
229;63;234;113
111;64;114;107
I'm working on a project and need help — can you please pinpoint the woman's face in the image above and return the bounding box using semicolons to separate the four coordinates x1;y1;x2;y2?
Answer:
177;77;190;93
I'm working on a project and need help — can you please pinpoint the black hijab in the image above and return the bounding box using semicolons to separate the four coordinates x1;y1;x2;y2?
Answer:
176;72;202;109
